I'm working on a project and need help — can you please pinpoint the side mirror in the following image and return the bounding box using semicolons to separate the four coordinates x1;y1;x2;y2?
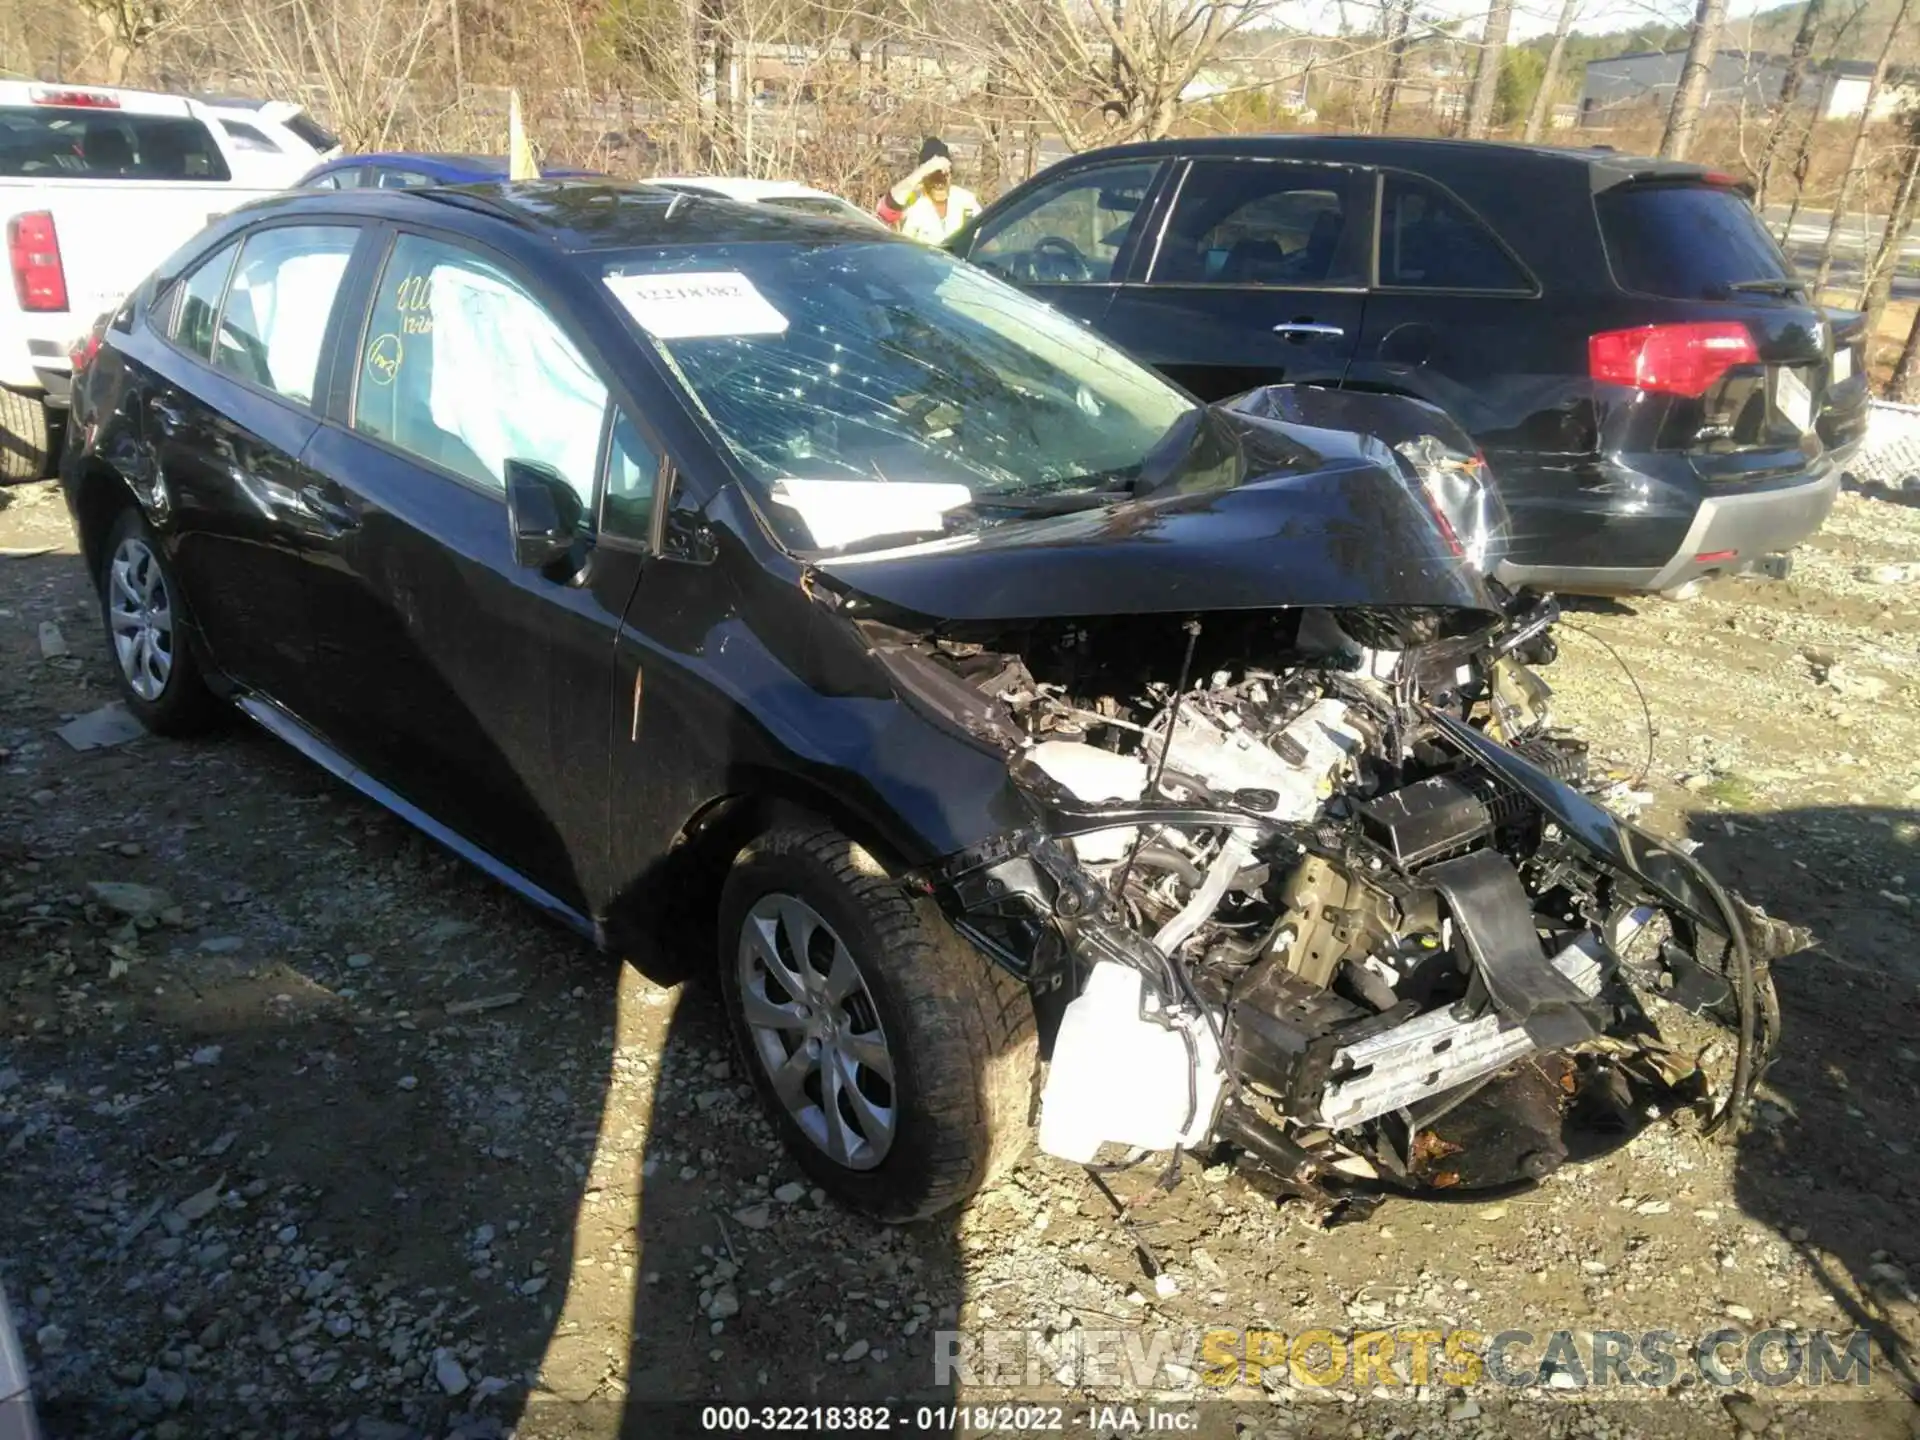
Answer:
504;459;584;570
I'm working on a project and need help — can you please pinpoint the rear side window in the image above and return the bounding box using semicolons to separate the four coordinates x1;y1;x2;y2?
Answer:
170;241;240;360
1378;173;1531;292
218;119;280;154
1597;183;1793;300
283;112;338;152
1152;160;1370;288
0;108;231;180
215;226;358;404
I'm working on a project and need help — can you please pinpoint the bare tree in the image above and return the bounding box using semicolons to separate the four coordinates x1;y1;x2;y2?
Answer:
73;0;204;83
1373;0;1412;133
1751;0;1826;207
212;0;450;150
1811;0;1916;294
1522;0;1580;143
1660;0;1730;161
1856;109;1920;337
1893;303;1920;402
927;0;1275;153
1463;0;1514;140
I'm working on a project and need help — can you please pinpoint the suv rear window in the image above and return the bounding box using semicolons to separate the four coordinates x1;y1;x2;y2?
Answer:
0;108;232;181
1597;182;1794;300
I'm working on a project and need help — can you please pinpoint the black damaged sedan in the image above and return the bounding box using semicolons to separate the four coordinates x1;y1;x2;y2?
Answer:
63;182;1774;1221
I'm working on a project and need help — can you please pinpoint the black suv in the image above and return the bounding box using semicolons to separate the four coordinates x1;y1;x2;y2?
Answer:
954;136;1868;597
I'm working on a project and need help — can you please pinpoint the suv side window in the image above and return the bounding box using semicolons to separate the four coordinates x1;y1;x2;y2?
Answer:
351;233;608;501
215;225;358;404
1378;173;1531;292
1152;160;1370;288
170;240;240;360
968;161;1160;285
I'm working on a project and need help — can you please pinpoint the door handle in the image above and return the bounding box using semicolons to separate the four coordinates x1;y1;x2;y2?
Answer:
150;398;187;433
1272;322;1346;340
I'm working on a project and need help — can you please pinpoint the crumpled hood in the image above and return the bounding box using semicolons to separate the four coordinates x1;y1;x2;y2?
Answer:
815;414;1499;624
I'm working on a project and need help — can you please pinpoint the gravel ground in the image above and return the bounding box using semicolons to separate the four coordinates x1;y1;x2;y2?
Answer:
2;478;1918;1440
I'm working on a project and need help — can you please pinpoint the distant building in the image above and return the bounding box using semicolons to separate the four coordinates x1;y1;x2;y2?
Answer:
1578;49;1917;127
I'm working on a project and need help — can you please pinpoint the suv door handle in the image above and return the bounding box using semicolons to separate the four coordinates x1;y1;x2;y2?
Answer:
150;398;187;432
1272;323;1345;339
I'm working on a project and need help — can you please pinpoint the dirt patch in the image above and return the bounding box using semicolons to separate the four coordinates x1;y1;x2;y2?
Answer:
3;478;1919;1439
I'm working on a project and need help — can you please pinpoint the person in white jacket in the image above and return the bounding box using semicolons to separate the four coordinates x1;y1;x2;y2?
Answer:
875;137;980;245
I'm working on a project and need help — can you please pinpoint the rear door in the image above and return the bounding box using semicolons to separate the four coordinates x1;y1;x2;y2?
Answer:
1347;169;1546;445
294;225;648;909
138;222;366;700
1097;157;1372;401
957;157;1169;328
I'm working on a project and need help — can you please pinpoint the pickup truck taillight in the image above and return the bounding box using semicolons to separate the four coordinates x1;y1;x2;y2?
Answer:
7;211;68;312
1588;322;1759;398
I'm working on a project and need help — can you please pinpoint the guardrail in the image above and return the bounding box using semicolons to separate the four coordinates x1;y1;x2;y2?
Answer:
1848;399;1920;491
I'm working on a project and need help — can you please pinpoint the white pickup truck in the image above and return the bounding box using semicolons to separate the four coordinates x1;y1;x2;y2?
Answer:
0;83;337;479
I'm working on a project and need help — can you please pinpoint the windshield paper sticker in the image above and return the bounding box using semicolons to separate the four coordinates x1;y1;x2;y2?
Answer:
604;271;788;339
770;479;972;550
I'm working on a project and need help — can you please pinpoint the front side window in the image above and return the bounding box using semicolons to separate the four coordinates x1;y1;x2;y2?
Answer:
374;167;432;189
968;161;1160;285
1378;173;1531;292
170;241;240;360
600;240;1195;552
352;233;607;501
1152;160;1369;288
215;225;358;404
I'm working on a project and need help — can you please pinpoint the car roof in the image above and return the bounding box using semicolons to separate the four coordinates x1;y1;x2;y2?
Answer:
650;175;845;203
236;179;899;252
307;153;599;181
1059;132;1710;179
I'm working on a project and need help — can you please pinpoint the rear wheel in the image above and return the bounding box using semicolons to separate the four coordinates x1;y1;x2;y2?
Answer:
97;507;222;735
0;388;51;482
718;823;1036;1221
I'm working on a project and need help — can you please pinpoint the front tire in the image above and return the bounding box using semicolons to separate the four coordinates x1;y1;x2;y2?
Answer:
96;507;222;735
718;823;1036;1221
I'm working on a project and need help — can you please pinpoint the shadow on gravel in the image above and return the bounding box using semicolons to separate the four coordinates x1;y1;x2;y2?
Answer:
1684;804;1920;1403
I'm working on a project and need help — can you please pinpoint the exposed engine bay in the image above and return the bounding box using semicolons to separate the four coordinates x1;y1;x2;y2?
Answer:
872;598;1781;1207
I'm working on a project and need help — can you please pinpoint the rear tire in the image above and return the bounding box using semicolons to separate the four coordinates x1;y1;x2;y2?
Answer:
96;507;223;735
0;388;51;482
718;823;1036;1221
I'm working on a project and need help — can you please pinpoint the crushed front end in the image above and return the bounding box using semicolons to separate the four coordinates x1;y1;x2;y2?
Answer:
907;602;1780;1208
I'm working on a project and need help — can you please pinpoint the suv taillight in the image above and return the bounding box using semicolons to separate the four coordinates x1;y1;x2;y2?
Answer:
7;212;68;312
1589;322;1759;397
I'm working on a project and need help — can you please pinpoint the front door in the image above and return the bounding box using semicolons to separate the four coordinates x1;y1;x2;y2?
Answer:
1098;158;1373;402
958;157;1170;329
294;229;645;910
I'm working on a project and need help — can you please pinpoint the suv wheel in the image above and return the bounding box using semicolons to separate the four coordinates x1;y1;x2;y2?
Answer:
718;823;1036;1221
0;388;50;482
97;508;222;734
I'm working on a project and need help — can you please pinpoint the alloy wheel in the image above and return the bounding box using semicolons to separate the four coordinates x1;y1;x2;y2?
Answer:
107;536;174;702
737;893;896;1169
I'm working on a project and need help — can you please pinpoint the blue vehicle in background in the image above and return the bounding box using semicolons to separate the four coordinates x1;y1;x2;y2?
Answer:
295;152;599;190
